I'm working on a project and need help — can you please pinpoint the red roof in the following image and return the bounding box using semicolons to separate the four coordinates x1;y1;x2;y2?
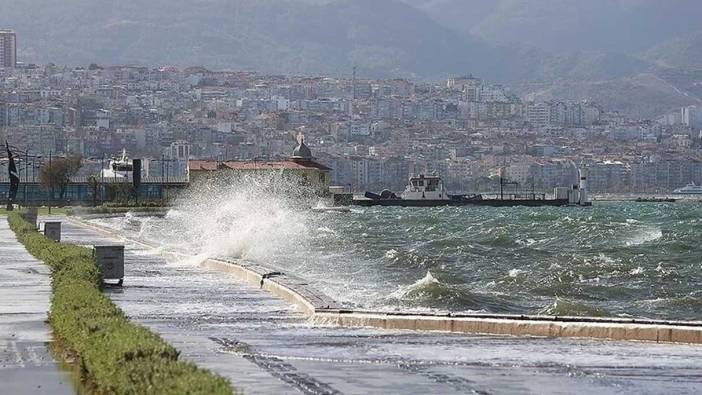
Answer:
188;160;331;172
188;160;219;171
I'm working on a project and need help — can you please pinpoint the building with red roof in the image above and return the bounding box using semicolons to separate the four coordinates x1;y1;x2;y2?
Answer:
188;138;331;195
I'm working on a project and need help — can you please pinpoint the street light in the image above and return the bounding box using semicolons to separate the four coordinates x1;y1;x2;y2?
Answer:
48;150;52;214
33;156;42;184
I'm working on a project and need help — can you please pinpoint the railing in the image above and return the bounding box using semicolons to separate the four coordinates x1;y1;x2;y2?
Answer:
480;192;548;200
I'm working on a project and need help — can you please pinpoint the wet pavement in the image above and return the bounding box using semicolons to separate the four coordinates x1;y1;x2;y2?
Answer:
0;219;74;394
58;217;702;395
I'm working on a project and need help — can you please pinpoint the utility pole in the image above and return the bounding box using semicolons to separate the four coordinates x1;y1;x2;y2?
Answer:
32;155;40;204
165;158;169;203
24;150;28;206
160;156;164;204
48;150;52;214
100;153;104;204
500;175;504;200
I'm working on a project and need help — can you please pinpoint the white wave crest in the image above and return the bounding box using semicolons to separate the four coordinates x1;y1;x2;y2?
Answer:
625;227;662;246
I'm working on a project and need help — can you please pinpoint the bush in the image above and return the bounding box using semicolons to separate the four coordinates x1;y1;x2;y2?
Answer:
7;213;233;394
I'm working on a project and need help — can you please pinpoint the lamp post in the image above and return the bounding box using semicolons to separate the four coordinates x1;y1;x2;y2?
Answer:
160;156;164;203
32;156;41;205
24;150;28;206
165;157;169;203
48;150;52;214
100;153;105;204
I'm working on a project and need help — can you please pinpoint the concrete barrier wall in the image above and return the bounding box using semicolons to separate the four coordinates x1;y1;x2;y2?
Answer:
69;216;702;345
311;312;702;344
201;259;320;316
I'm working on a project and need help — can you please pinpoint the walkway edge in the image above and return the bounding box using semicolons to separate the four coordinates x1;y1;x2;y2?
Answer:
68;216;702;345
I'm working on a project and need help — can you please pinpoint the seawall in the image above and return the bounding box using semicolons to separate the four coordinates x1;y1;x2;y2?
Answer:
68;215;702;345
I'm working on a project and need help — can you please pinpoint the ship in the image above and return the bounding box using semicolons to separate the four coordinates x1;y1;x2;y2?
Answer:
101;149;134;180
353;174;592;207
672;183;702;195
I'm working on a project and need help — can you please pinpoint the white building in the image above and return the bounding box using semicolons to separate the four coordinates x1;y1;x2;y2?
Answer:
682;106;701;129
526;102;550;127
0;29;16;68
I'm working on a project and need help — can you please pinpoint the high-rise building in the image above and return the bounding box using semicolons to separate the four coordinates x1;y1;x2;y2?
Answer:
0;29;17;68
681;105;700;129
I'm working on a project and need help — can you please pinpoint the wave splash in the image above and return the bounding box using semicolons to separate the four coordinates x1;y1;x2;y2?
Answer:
625;227;663;246
538;298;610;317
150;172;321;266
386;271;520;313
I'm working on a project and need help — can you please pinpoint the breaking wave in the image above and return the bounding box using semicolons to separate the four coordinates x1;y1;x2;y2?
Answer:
625;227;663;246
385;271;523;313
537;298;610;317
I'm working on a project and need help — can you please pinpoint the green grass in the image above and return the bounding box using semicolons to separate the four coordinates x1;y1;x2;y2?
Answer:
66;206;169;216
0;207;70;216
7;213;234;394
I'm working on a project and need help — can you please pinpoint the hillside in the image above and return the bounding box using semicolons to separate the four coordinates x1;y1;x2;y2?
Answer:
0;0;682;82
519;72;702;119
3;0;702;117
644;30;702;70
0;0;508;79
405;0;702;54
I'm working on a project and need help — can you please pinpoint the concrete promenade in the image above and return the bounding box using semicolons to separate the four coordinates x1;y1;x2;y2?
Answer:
0;219;74;394
56;216;702;395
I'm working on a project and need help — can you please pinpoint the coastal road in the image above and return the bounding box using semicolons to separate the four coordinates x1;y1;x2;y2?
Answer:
58;217;702;395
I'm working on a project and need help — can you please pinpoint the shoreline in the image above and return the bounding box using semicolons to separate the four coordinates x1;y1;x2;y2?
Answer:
69;214;702;345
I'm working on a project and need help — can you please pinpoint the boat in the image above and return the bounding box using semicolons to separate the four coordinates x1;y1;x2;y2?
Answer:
311;206;351;213
353;174;572;207
634;197;677;202
672;183;702;195
101;149;134;180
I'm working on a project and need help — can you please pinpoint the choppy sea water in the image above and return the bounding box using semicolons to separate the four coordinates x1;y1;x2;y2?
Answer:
90;178;702;321
313;203;702;320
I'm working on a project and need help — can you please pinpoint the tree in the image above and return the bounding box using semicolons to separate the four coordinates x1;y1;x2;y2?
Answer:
105;183;132;205
40;155;81;201
87;176;100;206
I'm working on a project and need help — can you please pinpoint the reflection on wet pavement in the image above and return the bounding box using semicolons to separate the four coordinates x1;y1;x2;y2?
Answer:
58;218;702;394
0;220;76;395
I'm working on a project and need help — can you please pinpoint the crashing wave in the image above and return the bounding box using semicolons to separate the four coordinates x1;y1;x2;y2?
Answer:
537;297;610;317
625;227;662;246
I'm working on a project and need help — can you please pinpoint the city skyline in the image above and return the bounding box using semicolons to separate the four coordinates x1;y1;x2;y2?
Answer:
1;60;701;195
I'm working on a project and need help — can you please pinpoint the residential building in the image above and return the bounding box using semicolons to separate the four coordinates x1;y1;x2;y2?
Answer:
0;30;16;68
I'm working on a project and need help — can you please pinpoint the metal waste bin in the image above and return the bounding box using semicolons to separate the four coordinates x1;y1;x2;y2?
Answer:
23;207;38;229
43;221;61;242
93;245;124;286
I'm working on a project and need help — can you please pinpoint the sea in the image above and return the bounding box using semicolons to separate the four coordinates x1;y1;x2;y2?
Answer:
91;174;702;322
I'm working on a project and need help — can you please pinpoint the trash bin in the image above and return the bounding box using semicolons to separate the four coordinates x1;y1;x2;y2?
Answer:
43;221;61;242
93;245;124;286
23;207;38;229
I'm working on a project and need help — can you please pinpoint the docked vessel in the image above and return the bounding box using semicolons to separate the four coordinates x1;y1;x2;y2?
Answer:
672;183;702;195
353;174;589;207
101;149;134;180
